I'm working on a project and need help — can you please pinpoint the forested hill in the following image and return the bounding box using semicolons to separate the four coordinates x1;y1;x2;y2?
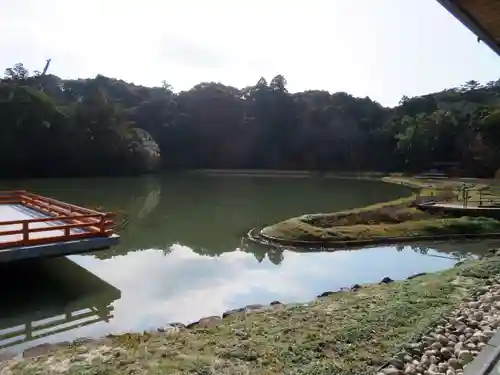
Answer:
2;62;500;178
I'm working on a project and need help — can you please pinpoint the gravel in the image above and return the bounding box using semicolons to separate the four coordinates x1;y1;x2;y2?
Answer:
377;277;500;375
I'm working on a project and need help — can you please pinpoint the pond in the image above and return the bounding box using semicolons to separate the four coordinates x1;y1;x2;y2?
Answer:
0;174;495;355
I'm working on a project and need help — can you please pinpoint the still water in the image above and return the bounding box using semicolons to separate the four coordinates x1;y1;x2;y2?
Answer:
0;175;494;354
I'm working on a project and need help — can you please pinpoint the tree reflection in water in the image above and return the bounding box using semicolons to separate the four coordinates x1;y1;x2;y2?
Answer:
240;238;499;265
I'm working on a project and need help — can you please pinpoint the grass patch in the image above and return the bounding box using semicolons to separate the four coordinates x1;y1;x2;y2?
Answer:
6;258;500;375
261;177;500;243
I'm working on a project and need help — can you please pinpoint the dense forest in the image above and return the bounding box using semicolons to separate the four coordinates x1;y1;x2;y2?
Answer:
2;62;500;178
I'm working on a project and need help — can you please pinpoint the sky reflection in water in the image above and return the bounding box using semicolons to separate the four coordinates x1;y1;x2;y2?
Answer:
0;176;493;354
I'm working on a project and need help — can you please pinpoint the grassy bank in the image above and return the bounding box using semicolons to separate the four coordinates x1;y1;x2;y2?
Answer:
3;257;500;375
185;169;387;179
260;177;500;244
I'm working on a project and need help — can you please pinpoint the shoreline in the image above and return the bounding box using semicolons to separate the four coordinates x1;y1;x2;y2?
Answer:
247;227;500;249
253;176;500;248
3;175;500;374
183;169;388;179
2;256;500;374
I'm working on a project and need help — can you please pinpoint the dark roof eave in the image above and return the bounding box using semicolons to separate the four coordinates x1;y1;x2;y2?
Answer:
437;0;500;56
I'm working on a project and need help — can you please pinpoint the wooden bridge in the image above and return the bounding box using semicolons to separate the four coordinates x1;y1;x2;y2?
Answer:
0;191;119;262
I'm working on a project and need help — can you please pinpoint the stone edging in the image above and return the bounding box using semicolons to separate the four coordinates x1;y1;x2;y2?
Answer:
247;227;500;250
246;176;499;249
9;272;431;361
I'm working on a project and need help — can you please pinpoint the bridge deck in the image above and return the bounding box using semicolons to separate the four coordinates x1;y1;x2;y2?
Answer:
0;191;118;263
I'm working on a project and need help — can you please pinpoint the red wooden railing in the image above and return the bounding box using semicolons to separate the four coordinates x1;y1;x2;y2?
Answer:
0;191;115;249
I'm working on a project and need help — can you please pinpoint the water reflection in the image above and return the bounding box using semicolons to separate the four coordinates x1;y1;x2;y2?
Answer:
0;240;495;355
67;175;408;259
0;258;120;351
239;238;494;266
1;175;499;356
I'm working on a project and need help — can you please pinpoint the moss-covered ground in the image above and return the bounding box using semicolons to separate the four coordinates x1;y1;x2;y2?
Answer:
3;257;500;375
260;177;500;244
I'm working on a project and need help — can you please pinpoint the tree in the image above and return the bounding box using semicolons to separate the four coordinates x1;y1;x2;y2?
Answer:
4;63;29;80
2;61;500;178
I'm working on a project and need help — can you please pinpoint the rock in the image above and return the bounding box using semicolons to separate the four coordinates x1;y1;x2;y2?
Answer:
404;354;413;363
435;327;445;334
389;358;405;370
185;320;200;329
465;343;476;350
440;347;452;360
446;369;456;375
350;284;361;292
381;368;404;375
422;336;435;344
196;316;221;328
468;320;479;329
457;350;473;364
436;334;448;345
431;342;443;351
420;354;430;365
473;311;484;321
428;364;439;373
472;331;487;343
404;364;417;375
222;308;244;318
448;334;458;343
477;342;487;350
244;304;265;312
438;363;449;372
394;351;407;361
468;301;480;309
483;329;495;338
476;286;489;295
480;303;491;312
270;300;282;306
380;277;394;284
317;291;335;298
486;296;496;304
430;355;438;365
407;272;427;280
73;337;93;345
406;342;423;355
458;334;465;342
448;358;461;370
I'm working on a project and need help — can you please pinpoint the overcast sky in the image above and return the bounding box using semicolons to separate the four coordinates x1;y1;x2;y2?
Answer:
1;0;498;106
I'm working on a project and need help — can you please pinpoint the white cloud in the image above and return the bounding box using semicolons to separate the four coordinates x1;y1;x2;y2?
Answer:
1;1;498;106
3;243;460;354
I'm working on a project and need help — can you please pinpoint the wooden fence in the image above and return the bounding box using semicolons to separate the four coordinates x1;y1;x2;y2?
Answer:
0;191;114;249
